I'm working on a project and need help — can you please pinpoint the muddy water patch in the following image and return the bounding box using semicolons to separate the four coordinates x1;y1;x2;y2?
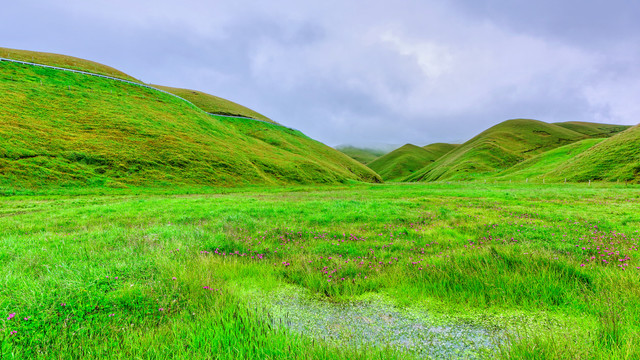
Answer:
251;288;507;359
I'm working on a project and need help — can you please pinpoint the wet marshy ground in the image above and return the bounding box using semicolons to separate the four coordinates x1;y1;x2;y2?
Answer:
251;288;507;359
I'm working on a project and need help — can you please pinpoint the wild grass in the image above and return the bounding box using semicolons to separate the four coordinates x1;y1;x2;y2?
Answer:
1;183;639;358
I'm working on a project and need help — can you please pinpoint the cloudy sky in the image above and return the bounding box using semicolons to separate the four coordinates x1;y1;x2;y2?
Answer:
4;0;640;147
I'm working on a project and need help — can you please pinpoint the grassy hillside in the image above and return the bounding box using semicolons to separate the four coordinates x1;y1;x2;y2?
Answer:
368;143;453;181
0;60;380;189
492;138;603;181
422;143;458;157
547;124;640;182
335;146;388;164
404;119;588;182
0;47;140;82
554;121;630;138
152;85;275;123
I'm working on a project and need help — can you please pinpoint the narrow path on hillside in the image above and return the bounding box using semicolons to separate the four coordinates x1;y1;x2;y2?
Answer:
0;57;284;127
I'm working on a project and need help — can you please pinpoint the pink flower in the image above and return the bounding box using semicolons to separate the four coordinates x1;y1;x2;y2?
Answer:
10;331;17;335
7;313;16;320
159;308;164;311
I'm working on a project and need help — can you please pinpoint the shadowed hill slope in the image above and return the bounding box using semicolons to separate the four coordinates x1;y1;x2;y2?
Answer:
403;119;589;182
0;57;380;189
368;143;456;181
0;47;140;82
335;146;388;164
547;124;640;182
554;122;630;138
152;85;275;123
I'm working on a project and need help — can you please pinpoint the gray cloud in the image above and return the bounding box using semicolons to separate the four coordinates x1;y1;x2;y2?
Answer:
3;0;639;147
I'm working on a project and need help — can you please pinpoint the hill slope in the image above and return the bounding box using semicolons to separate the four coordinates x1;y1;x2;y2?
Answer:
404;119;589;182
368;143;456;181
0;47;140;82
547;124;640;182
0;56;380;189
554;121;630;138
492;138;603;181
152;85;275;123
335;146;388;164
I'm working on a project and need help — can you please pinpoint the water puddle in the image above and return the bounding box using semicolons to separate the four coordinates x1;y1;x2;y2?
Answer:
251;288;507;359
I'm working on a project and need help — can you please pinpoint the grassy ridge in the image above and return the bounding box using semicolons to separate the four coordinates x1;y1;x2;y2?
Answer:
335;146;388;164
152;85;275;123
0;47;140;82
548;124;640;182
368;144;451;181
554;121;630;138
0;61;380;189
404;119;588;182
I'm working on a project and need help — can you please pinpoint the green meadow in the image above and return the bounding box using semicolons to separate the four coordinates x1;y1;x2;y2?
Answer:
2;183;639;359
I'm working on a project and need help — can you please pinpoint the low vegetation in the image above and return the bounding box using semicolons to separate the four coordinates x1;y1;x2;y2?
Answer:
1;183;639;359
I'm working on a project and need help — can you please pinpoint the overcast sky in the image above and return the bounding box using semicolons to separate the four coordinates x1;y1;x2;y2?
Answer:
4;0;640;146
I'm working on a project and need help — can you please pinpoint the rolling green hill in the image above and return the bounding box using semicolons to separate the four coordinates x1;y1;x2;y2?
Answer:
368;143;456;181
152;85;275;123
547;124;640;182
0;53;380;189
554;121;630;138
403;119;590;182
491;138;603;181
335;146;388;164
0;47;140;82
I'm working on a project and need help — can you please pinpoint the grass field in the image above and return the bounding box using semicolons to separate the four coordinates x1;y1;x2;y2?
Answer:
2;183;639;359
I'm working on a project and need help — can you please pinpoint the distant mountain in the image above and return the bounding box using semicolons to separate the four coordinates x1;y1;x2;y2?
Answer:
368;143;456;181
404;119;594;182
